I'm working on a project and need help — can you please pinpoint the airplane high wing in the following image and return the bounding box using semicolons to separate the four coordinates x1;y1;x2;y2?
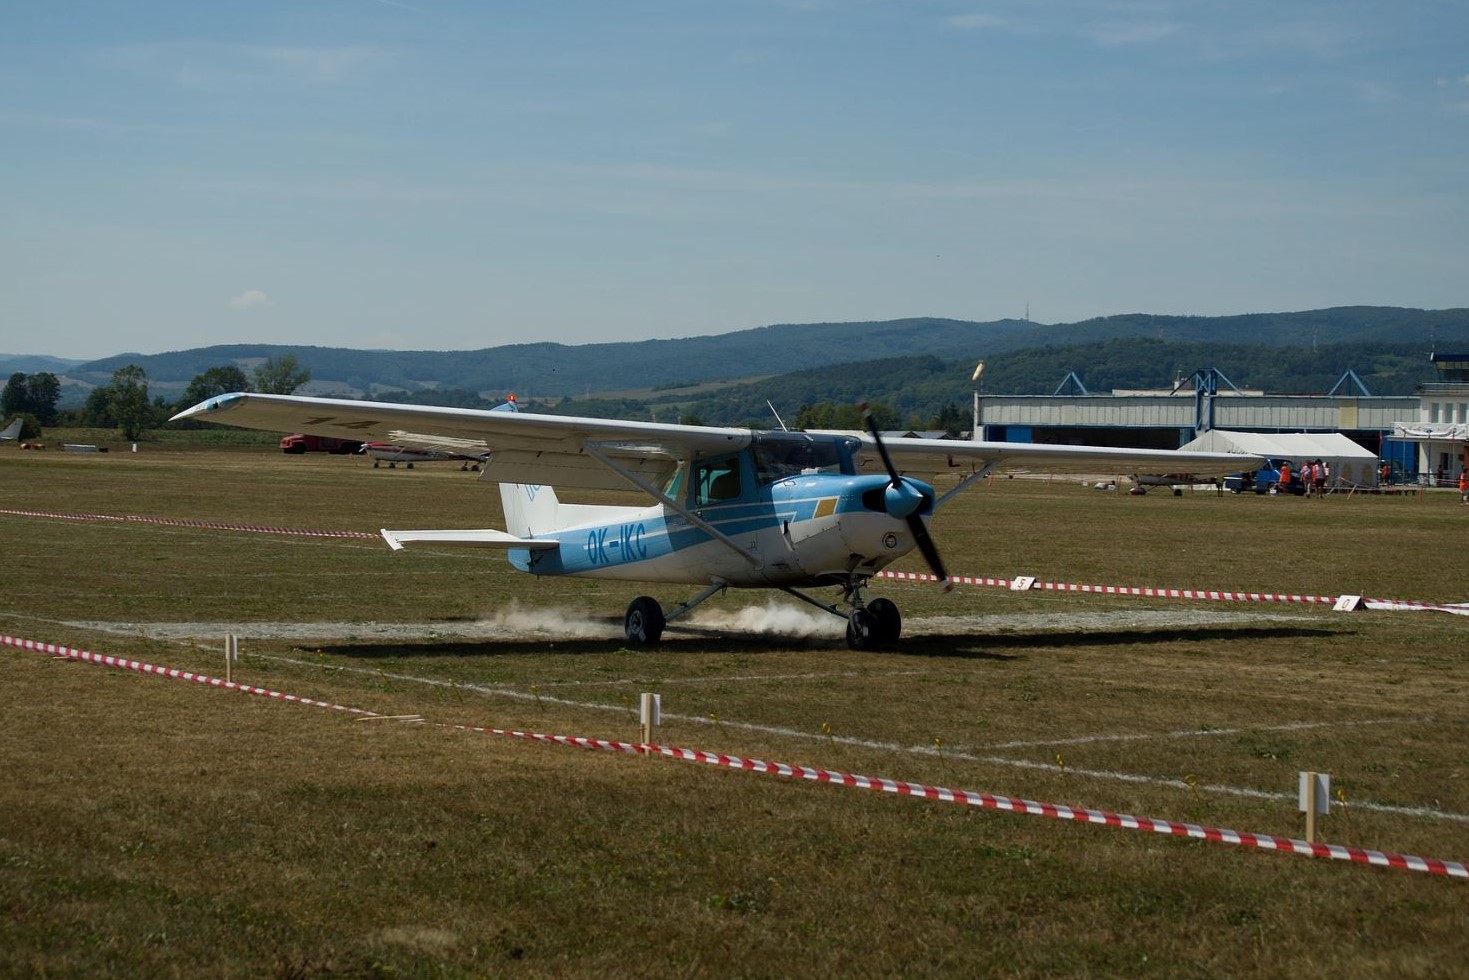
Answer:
172;392;1260;650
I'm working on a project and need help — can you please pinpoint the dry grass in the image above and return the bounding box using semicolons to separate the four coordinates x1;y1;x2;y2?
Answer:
3;442;1469;977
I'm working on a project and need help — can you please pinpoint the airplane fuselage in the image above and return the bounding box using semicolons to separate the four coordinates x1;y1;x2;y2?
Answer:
505;472;934;589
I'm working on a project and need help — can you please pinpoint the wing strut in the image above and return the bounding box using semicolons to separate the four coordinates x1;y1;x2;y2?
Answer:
580;442;761;568
935;461;999;510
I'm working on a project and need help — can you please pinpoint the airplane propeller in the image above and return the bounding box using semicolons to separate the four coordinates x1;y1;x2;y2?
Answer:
861;403;954;592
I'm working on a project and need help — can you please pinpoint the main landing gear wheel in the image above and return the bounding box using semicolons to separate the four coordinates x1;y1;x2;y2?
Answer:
624;596;665;646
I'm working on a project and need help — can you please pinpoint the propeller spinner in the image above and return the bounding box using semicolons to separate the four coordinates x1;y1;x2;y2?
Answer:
860;403;954;592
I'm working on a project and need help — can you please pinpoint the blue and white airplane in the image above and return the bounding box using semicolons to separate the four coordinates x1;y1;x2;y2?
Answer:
171;392;1256;649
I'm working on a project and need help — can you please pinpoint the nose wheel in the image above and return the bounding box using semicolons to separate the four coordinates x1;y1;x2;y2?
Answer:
846;597;901;650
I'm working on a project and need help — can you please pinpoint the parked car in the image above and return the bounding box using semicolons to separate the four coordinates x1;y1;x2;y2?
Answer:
1224;458;1305;495
279;433;364;455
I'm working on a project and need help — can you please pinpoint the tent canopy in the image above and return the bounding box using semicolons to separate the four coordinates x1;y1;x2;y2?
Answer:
1178;430;1379;486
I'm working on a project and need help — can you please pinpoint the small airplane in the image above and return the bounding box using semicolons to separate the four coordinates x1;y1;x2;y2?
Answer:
0;417;23;441
171;392;1258;649
1129;473;1220;496
360;442;484;470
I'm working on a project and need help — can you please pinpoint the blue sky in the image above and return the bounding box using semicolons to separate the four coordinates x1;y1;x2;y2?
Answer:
3;1;1467;359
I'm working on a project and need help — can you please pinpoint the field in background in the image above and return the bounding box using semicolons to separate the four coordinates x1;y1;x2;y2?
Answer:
4;443;1469;977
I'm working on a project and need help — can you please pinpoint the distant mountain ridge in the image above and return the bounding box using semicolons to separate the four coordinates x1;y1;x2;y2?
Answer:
17;306;1469;405
0;354;88;375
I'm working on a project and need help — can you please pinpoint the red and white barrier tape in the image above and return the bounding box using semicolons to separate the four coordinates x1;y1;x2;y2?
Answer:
878;570;1469;616
1;633;376;716
4;507;1463;614
6;631;1466;882
0;508;378;540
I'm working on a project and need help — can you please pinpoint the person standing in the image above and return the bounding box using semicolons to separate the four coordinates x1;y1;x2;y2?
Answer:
1459;469;1468;504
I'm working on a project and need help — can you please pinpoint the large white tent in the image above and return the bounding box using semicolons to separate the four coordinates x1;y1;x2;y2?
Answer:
1178;430;1380;488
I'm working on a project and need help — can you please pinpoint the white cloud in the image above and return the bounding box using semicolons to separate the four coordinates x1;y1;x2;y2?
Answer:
103;42;390;88
1091;21;1181;46
243;45;388;84
229;290;273;311
946;13;1005;31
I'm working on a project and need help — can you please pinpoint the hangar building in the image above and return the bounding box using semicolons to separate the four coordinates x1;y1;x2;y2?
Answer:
971;362;1463;484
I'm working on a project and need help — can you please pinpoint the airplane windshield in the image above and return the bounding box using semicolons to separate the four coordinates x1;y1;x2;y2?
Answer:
752;433;855;484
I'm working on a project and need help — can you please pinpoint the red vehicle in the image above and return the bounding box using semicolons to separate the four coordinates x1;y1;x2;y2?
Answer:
279;433;363;455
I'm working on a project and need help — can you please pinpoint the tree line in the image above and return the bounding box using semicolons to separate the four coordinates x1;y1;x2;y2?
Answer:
2;355;311;441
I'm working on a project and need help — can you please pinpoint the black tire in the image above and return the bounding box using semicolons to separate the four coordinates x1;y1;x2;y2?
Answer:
625;596;665;646
846;609;877;650
866;598;902;645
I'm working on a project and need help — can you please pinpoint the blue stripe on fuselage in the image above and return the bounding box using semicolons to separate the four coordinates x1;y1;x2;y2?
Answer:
508;474;919;576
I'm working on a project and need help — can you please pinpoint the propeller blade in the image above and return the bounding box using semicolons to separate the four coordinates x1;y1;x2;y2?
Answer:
863;402;951;591
860;401;901;487
906;513;953;592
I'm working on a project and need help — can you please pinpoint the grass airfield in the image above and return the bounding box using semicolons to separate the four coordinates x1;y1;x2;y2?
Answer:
4;438;1469;977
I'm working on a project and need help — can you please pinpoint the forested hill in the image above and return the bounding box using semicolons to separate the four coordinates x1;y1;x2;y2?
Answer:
68;318;1037;397
640;337;1438;430
63;306;1469;401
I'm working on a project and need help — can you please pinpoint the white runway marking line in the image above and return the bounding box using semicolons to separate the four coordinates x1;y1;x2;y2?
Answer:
530;669;933;688
983;717;1433;750
36;617;1469;827
252;653;1469;827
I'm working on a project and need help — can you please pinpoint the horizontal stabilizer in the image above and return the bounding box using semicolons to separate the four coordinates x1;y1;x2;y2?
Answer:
380;528;560;551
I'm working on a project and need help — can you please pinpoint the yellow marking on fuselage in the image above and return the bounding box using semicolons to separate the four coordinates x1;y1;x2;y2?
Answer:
814;497;838;519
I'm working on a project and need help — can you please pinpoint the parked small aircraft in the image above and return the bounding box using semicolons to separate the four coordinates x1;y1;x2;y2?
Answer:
1129;473;1220;496
361;442;483;470
0;417;23;441
172;393;1257;649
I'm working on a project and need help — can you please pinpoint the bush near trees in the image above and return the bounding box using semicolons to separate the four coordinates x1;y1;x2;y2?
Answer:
4;412;42;439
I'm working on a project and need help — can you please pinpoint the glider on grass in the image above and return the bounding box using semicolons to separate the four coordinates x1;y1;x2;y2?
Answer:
172;393;1257;649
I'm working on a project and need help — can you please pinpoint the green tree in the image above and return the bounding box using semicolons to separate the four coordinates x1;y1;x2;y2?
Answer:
930;402;966;438
108;364;152;440
80;385;114;427
2;372;28;417
177;365;252;410
253;354;310;395
25;372;61;426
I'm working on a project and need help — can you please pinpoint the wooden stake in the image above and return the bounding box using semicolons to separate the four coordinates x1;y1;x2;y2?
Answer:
1305;774;1318;843
639;693;660;755
1299;771;1329;843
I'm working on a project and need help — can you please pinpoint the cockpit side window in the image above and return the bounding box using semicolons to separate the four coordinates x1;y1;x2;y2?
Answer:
694;455;744;506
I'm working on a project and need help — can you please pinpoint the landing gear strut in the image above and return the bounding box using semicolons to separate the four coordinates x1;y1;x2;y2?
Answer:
782;578;903;651
622;582;729;646
621;579;903;650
